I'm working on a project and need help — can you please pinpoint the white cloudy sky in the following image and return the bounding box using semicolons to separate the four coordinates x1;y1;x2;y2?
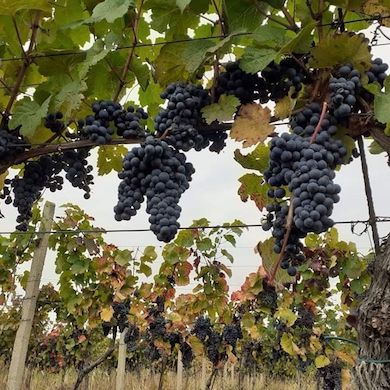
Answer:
2;26;390;296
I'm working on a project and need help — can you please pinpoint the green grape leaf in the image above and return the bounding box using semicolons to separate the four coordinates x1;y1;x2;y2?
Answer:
53;80;87;119
0;0;51;15
86;0;135;23
257;238;294;285
201;95;240;124
276;307;298;326
130;57;150;91
309;33;372;71
374;91;390;123
176;0;191;12
239;47;278;74
154;43;189;86
97;145;128;175
279;22;316;54
223;0;268;32
253;24;291;47
234;144;270;173
368;140;385;154
263;0;285;8
9;96;51;138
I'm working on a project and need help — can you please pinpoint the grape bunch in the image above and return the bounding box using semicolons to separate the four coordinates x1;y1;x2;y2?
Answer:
44;112;65;133
216;61;269;104
263;97;348;275
294;305;315;329
124;324;140;352
0;129;28;160
114;106;148;139
112;302;130;332
80;116;113;145
367;58;388;86
328;64;360;120
180;342;194;369
222;322;243;350
317;362;342;390
62;149;94;199
114;137;194;242
262;57;308;100
192;316;212;342
6;155;64;231
154;82;210;152
148;314;167;339
257;286;278;310
205;331;224;365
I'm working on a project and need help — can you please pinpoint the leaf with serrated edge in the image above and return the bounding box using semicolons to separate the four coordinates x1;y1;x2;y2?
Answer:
100;306;114;322
86;0;135;23
9;96;51;138
201;95;240;124
309;33;372;72
315;355;331;368
230;103;275;147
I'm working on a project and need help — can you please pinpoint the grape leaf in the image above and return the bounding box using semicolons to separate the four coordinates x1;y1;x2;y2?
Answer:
234;144;270;173
238;173;270;211
315;355;331;368
201;94;240;124
97;145;128;175
130;57;150;91
154;43;189;86
280;333;299;356
309;33;372;71
253;24;291;47
363;0;390;27
374;91;390;123
230;103;275;147
9;96;51;138
274;95;296;119
279;22;316;54
239;47;278;74
0;0;51;15
176;0;191;12
276;307;297;326
100;306;114;322
53;80;87;119
86;0;135;23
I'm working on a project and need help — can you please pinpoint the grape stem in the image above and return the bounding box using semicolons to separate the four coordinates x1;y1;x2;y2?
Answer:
269;200;294;284
310;101;328;144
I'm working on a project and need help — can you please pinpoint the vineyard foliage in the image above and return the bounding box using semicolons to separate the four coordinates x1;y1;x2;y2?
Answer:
0;0;389;384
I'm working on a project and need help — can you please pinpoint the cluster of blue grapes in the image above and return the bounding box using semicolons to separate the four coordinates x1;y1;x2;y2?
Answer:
318;362;342;390
0;129;28;160
263;82;352;275
222;322;243;350
154;82;210;151
216;61;269;104
367;58;388;86
3;155;64;231
44;112;65;133
328;64;361;120
114;136;194;242
262;57;308;100
102;301;130;336
77;101;148;144
62;149;94;199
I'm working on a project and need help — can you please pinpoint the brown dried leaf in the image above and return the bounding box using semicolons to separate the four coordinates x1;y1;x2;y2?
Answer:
230;103;275;147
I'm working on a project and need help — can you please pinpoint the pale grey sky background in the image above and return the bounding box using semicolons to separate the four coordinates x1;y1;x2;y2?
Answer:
3;26;390;296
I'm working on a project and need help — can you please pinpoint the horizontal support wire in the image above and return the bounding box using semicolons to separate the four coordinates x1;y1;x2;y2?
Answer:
0;217;390;236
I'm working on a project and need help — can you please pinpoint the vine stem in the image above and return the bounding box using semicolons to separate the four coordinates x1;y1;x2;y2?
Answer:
357;135;380;254
212;0;226;36
269;100;328;284
111;0;144;102
281;6;299;32
1;11;41;127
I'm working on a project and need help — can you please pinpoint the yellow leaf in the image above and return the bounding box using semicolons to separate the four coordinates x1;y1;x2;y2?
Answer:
335;350;356;366
315;355;331;368
187;335;204;356
276;307;297;326
280;333;297;356
0;170;8;192
230;103;275;147
309;335;322;353
274;95;295;119
100;306;114;322
363;1;390;27
341;369;352;390
247;325;261;340
227;346;238;364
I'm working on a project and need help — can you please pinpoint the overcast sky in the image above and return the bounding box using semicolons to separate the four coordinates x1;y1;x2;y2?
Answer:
3;27;390;296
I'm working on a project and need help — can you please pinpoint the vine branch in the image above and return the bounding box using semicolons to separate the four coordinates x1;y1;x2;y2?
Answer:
112;0;144;102
357;135;380;254
1;11;41;127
